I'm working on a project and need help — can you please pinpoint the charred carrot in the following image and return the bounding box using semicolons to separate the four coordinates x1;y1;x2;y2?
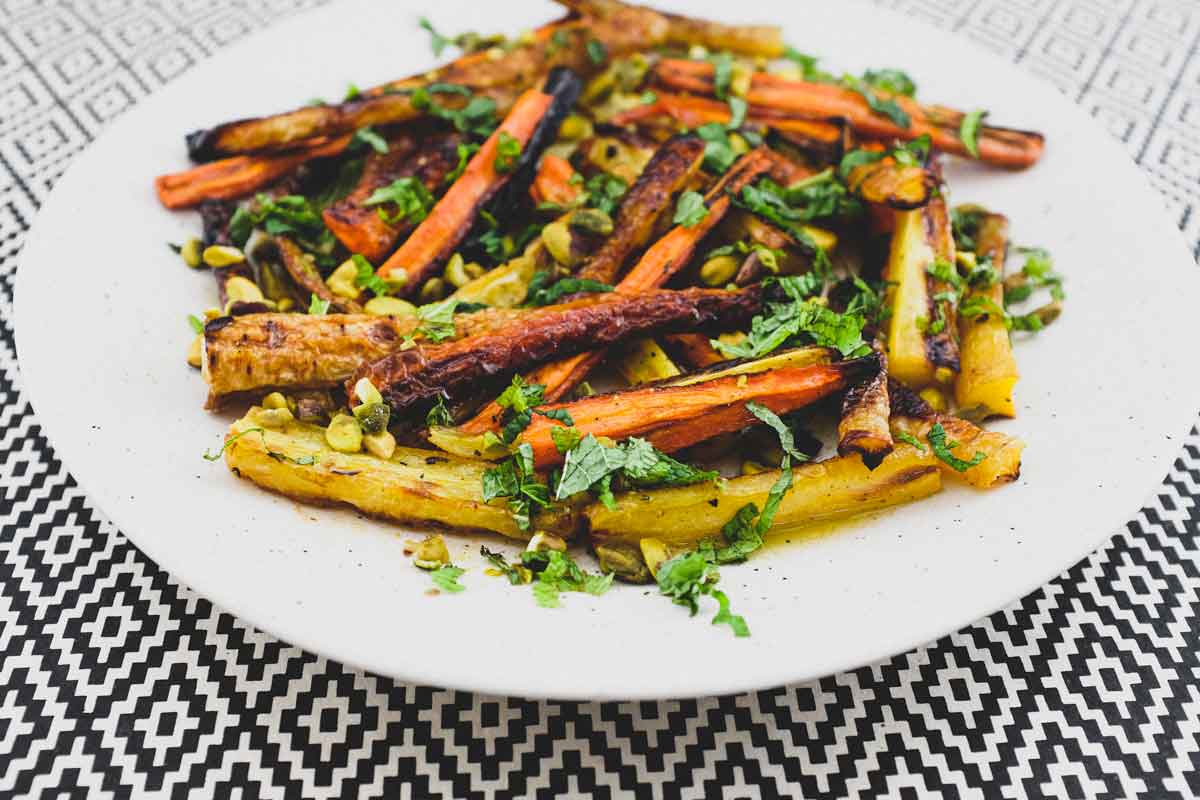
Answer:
154;135;351;209
185;8;667;160
349;287;763;413
612;93;844;146
837;358;893;468
518;355;881;468
653;60;1045;169
575;134;705;284
459;148;775;432
322;132;462;263
660;333;728;368
376;88;556;290
530;154;583;206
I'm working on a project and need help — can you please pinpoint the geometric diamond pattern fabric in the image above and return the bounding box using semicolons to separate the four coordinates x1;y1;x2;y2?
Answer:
2;1;1199;797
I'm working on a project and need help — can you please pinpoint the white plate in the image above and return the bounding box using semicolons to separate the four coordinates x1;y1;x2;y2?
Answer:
14;0;1200;700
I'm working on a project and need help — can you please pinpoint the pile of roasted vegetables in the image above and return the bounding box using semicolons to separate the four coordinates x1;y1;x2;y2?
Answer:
162;0;1062;634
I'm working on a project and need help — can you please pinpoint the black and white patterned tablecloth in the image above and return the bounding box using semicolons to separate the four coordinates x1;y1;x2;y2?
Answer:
2;1;1199;797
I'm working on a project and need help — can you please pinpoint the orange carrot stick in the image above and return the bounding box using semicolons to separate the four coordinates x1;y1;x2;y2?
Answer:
653;60;1045;169
518;356;879;468
612;93;844;145
154;135;351;209
530;154;583;206
458;148;775;433
376;89;555;291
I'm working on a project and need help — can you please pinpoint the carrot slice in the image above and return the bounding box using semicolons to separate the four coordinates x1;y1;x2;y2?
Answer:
154;135;351;209
376;89;555;291
458;147;775;433
530;154;583;206
653;60;1045;169
612;93;844;146
518;356;879;468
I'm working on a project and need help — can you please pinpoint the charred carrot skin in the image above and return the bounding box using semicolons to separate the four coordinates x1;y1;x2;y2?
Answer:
322;132;463;263
653;60;1045;169
184;8;668;161
837;357;893;468
376;89;555;290
348;286;763;413
458;148;776;433
518;354;881;467
575;134;705;285
154;135;351;209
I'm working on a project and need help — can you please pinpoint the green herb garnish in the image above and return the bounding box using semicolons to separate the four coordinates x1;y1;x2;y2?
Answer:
960;110;987;158
673;190;709;228
928;423;985;472
363;177;434;226
307;294;331;315
494;131;522;173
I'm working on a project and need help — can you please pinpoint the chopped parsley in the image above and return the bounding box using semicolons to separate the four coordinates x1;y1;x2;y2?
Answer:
351;254;400;298
413;296;465;342
522;549;613;608
480;545;527;585
712;276;870;360
363;177;434;226
585;38;608;66
960;110;987;158
709;51;734;99
307;294;331;315
524;271;614;306
409;84;498;139
583;173;628;215
426;394;453;427
673;191;709;227
187;313;205;334
493;131;522;173
446;142;480;184
351;126;388;154
861;68;917;97
493;375;547;444
481;443;550;531
553;435;718;509
894;431;927;452
694;96;749;173
841;74;911;128
730;181;831;268
927;422;985;472
429;565;466;593
228;193;335;254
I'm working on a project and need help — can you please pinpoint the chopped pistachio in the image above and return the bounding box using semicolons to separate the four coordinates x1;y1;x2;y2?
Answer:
363;430;397;460
568;208;613;236
559;113;593;141
224;275;264;304
180;237;203;268
327;259;361;299
413;534;451;569
525;532;567;553
353;377;383;406
419;277;449;304
700;255;739;287
262;391;290;410
252;406;293;428
639;537;670;578
364;296;418;317
541;221;576;267
919;387;948;412
202;245;246;268
325;413;363;453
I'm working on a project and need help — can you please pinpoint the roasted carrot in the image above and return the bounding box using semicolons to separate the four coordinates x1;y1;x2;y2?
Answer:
955;207;1019;418
275;237;362;314
322;131;462;263
660;333;727;368
530;154;583;206
518;355;880;467
459;148;775;432
556;0;783;57
349;287;763;413
837;358;893;468
612;93;844;147
376;89;555;290
653;60;1045;169
575;134;706;284
154;135;351;209
185;8;667;160
844;155;936;210
889;380;1023;488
